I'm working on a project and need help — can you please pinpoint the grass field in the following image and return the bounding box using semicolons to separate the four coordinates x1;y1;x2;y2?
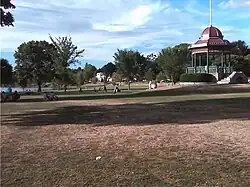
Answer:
1;84;250;187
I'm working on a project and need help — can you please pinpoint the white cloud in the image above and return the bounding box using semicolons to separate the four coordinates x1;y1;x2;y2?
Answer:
1;0;196;62
93;2;166;32
219;0;250;8
1;0;249;65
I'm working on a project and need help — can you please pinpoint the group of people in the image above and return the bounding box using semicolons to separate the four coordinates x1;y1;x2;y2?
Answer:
93;84;121;94
1;87;20;102
43;92;58;101
94;85;107;93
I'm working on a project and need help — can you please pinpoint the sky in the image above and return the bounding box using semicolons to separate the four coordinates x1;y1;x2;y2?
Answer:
1;0;250;68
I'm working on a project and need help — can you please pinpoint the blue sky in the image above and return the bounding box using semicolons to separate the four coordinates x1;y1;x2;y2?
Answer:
1;0;250;68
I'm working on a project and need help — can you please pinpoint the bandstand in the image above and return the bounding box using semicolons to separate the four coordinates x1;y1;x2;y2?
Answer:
187;0;234;81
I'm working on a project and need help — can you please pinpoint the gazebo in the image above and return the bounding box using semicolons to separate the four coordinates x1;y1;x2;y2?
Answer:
186;0;234;81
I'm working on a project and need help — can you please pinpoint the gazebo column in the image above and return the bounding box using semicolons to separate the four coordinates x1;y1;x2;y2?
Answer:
199;55;201;67
206;51;209;73
191;53;194;67
221;52;224;73
194;53;197;73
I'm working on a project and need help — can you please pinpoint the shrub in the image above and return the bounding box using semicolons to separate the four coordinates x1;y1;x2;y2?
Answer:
180;73;217;82
91;77;98;84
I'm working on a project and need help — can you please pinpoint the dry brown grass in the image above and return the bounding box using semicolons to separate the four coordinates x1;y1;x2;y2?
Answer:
1;90;250;187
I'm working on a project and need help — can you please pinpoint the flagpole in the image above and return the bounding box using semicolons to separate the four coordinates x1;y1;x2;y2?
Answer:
210;0;212;26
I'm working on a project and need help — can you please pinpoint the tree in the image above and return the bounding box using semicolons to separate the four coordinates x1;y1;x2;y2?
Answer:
101;62;116;78
112;72;123;83
114;49;134;89
83;63;97;82
145;68;154;82
157;44;190;84
146;53;160;79
91;77;98;84
156;71;166;82
1;0;15;27
230;40;250;76
232;56;250;77
231;40;248;57
49;35;85;92
76;70;85;88
158;47;188;84
133;51;148;81
114;49;147;89
1;58;13;85
14;40;55;92
18;78;28;91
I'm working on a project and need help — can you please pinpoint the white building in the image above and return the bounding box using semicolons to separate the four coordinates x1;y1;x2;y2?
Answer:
96;72;106;82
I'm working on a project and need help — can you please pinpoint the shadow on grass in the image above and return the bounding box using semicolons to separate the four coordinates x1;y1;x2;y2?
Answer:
15;84;250;103
2;97;250;126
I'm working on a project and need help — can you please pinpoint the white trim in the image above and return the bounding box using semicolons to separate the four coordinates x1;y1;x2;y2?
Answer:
192;50;208;54
191;43;208;48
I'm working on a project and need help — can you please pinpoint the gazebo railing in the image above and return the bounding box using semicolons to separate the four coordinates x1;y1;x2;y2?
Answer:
186;66;233;74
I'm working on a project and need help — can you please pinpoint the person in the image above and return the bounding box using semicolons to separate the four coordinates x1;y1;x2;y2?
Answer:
113;84;121;94
43;92;58;101
104;85;107;92
1;91;7;102
6;87;12;96
113;85;117;94
79;87;82;92
12;91;20;101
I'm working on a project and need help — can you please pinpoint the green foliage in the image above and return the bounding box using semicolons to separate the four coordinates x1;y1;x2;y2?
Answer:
180;73;216;82
91;77;98;84
76;71;85;87
83;63;97;82
232;57;250;77
156;71;166;82
49;35;85;91
18;78;28;90
133;51;148;81
146;53;161;77
14;40;55;92
112;72;123;83
157;43;191;83
1;58;13;85
145;68;154;82
101;62;116;77
231;40;248;57
1;0;15;27
114;49;147;88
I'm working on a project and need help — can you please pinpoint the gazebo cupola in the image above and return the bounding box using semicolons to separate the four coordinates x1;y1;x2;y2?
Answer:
187;0;233;80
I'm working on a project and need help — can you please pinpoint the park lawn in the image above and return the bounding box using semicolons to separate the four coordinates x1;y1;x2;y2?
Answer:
1;86;250;187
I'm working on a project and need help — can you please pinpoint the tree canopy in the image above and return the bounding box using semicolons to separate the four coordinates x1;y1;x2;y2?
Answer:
14;40;56;92
231;40;249;57
49;35;85;91
101;62;116;77
157;43;191;83
1;0;15;27
83;63;97;82
114;49;147;89
1;58;13;85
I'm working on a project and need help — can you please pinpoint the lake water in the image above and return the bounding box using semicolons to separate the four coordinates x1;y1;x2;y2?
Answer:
0;87;52;92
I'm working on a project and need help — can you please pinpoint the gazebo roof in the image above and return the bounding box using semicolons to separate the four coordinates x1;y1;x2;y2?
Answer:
190;25;231;49
201;26;224;39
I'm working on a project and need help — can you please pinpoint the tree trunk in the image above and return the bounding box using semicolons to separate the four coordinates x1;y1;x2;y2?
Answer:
171;76;174;86
128;81;131;90
37;82;42;92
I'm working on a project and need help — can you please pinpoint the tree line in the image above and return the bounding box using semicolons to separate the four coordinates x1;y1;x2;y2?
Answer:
1;36;249;91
